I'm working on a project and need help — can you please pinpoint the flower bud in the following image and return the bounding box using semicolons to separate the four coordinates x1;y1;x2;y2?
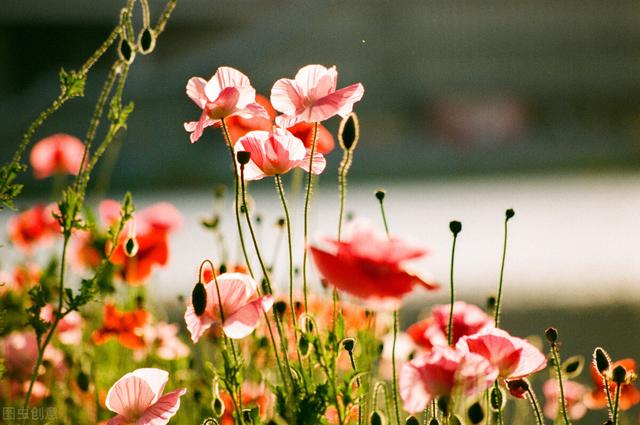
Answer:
506;379;529;399
428;420;440;425
211;396;225;417
118;38;135;64
124;236;139;257
338;112;360;151
236;151;251;165
192;282;207;316
437;395;451;416
593;347;611;375
137;27;156;54
449;220;462;235
274;301;287;317
505;208;515;220
342;337;356;353
490;386;504;412
298;334;310;357
450;416;463;425
468;401;485;424
562;355;584;379
76;371;90;392
612;365;627;384
544;327;558;344
370;411;385;425
375;190;385;201
405;416;420;425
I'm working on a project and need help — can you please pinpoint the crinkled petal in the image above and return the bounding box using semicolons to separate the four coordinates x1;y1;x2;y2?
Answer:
105;374;156;416
136;388;186;425
186;77;208;108
298;150;326;175
270;78;302;116
184;305;215;343
223;295;273;339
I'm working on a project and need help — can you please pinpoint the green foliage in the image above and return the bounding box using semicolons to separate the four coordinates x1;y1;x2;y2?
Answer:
58;67;87;99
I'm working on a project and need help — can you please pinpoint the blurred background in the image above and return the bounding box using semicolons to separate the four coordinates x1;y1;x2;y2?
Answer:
1;2;640;419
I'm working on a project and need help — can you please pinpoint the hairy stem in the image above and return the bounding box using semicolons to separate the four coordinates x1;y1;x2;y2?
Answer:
301;122;319;314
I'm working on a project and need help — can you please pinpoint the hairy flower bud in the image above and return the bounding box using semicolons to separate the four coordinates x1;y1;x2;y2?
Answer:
545;327;558;344
593;347;611;375
192;282;207;316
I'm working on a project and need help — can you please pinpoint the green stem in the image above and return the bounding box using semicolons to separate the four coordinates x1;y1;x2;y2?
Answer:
550;344;571;425
604;376;614;418
525;384;545;425
301;122;319;314
494;216;509;328
337;149;352;242
392;310;401;425
612;382;621;425
447;234;458;346
274;175;296;329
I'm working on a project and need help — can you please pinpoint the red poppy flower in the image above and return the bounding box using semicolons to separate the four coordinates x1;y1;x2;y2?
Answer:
585;358;640;411
7;203;60;253
92;304;149;350
309;219;438;309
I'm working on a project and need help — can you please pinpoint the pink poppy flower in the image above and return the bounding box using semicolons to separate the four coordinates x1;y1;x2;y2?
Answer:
271;64;364;127
141;322;190;360
309;220;438;309
456;328;547;380
407;301;493;351
184;66;269;143
543;379;587;420
105;368;186;425
7;203;60;253
40;304;83;345
399;346;498;413
184;272;274;342
234;128;326;180
29;133;85;179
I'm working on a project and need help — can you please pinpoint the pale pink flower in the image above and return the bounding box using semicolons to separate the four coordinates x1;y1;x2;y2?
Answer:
234;128;325;180
184;67;269;143
40;304;83;345
141;322;190;360
456;328;547;380
543;379;587;420
399;346;498;413
407;301;493;351
105;368;186;425
271;64;364;127
30;133;85;179
184;272;274;342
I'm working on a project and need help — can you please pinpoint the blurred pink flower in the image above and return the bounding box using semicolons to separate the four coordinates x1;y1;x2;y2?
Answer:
105;368;186;425
7;203;60;253
29;133;85;179
40;304;83;345
234;128;326;180
399;346;498;413
543;379;587;420
142;322;190;360
309;219;438;309
184;272;273;341
271;64;364;127
457;328;547;380
184;67;269;143
407;301;493;351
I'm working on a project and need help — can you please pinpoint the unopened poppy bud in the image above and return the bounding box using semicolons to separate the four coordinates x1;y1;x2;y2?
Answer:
211;397;225;417
505;208;515;220
194;389;202;402
468;401;485;424
276;217;286;227
405;416;419;425
562;355;584;378
338;112;360;151
136;295;145;309
192;282;207;316
274;300;287;317
486;295;497;312
261;278;270;294
490;386;504;412
612;365;627;384
437;395;451;416
342;337;356;353
375;190;385;201
428;420;440;425
449;220;462;235
118;38;135;64
76;371;90;392
242;409;252;422
593;347;611;374
450;416;463;425
369;410;385;425
545;327;558;344
219;264;227;274
124;236;139;257
137;27;156;54
298;334;310;357
236;151;251;165
506;379;529;398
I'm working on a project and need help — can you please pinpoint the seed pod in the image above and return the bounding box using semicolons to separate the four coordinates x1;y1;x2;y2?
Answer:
338;112;360;151
192;282;207;316
137;27;156;54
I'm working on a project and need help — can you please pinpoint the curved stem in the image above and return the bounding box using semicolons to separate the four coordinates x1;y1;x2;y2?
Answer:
447;234;458;346
525;384;545;425
494;216;509;328
301;122;319;314
274;175;296;329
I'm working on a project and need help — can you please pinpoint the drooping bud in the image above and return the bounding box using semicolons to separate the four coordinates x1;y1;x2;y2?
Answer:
506;379;529;399
236;151;251;166
369;410;385;425
118;38;135;64
138;27;156;54
545;327;558;344
593;347;611;375
192;282;207;316
338;112;360;151
468;401;485;424
449;220;462;235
